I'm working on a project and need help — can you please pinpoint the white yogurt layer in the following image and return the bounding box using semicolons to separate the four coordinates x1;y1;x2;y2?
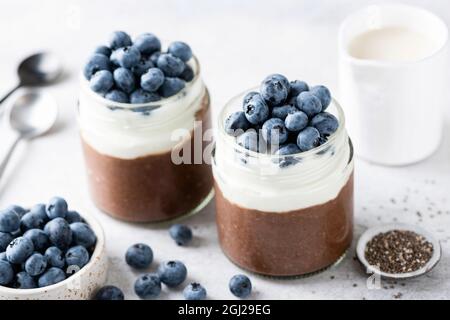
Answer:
78;60;205;159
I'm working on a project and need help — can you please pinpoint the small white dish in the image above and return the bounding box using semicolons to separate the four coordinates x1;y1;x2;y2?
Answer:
356;223;441;279
0;212;108;300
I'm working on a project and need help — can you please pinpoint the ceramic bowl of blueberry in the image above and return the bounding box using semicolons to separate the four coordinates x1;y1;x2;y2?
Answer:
0;197;108;300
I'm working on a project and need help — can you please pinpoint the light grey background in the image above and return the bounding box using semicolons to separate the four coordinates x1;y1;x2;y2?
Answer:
0;0;449;299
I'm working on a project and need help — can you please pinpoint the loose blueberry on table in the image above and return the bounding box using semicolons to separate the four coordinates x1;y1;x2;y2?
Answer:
183;282;207;300
169;224;193;246
229;274;252;298
84;31;195;104
0;197;97;289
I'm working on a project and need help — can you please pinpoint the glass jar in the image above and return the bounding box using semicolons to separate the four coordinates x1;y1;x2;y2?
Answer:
213;89;354;277
78;56;214;222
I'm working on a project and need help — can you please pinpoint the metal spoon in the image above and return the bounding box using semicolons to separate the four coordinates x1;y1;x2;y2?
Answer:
0;52;62;106
0;92;58;180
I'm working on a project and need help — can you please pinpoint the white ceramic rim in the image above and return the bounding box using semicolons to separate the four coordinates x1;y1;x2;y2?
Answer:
356;223;442;279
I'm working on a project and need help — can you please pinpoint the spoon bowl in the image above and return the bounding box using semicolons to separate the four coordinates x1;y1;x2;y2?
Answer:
18;52;62;86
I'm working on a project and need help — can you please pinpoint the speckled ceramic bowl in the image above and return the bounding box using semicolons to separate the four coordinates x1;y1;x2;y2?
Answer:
0;212;108;300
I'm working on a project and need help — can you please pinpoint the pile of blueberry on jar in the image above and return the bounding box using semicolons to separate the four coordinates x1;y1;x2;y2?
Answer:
225;74;339;164
0;198;96;289
84;31;195;104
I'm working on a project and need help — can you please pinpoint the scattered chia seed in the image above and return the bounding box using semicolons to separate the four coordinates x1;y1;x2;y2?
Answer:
365;230;434;274
393;292;403;299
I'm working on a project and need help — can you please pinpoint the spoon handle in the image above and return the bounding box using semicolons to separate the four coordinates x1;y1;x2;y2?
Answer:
0;83;20;105
0;135;22;181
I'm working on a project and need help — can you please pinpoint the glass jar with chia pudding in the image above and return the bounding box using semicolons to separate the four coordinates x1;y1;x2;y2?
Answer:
78;32;213;222
213;75;354;277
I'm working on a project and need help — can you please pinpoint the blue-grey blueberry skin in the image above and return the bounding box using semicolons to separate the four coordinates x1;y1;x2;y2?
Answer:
310;112;339;137
275;143;302;168
0;260;14;285
134;273;161;299
125;243;153;269
289;80;309;97
44;246;65;269
0;252;7;261
95;285;125;300
179;64;194;82
157;260;187;288
183;282;207;300
141;68;165;92
296;91;322;118
14;271;37;289
0;232;13;252
297;126;322;151
6;237;34;264
156;53;185;77
260;75;289;106
46;197;68;220
38;267;66;288
262;118;289;145
23;229;50;252
108;31;132;50
269;74;290;90
113;67;136;93
131;58;154;77
271;104;297;121
168;41;192;62
236;130;259;152
225;111;251;137
44;218;72;250
158;78;185;98
24;253;47;276
70;222;96;248
130;89;161;104
169;224;193;246
94;45;112;57
20;204;48;232
5;205;27;219
65;211;83;224
89;70;114;93
243;93;270;125
150;51;161;65
285;111;309;132
134;33;161;55
111;46;141;69
83;54;111;80
0;209;20;233
105;89;129;103
65;245;90;269
310;85;332;111
229;274;252;298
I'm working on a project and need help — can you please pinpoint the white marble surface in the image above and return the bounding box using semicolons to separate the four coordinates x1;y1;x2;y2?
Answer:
0;0;450;300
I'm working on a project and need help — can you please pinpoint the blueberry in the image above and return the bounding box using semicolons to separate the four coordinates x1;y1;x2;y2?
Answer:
141;68;164;92
25;253;47;276
111;46;141;69
276;143;301;156
108;31;132;50
296;92;322;118
134;273;161;299
229;274;252;298
236;130;259;152
156;53;185;77
94;45;111;57
130;89;161;104
179;64;194;82
157;260;187;288
133;33;161;55
158;78;185;98
289;80;309;97
44;246;65;269
243;93;269;125
0;232;13;252
260;74;289;106
310;112;339;137
89;70;114;93
65;211;83;224
270;74;290;90
38;267;66;288
44;218;72;250
105;89;129;103
168;41;193;62
310;85;332;111
0;260;14;285
46;197;68;220
183;282;207;300
271;104;297;120
14;271;36;289
169;224;193;246
65;245;90;269
5;205;27;219
0;209;20;233
70;222;96;248
0;252;6;261
131;57;154;77
20;204;48;232
83;54;111;80
6;237;34;264
125;243;153;269
95;285;125;300
113;67;136;93
243;91;259;106
149;51;161;65
262;118;289;145
23;229;50;252
297;127;322;151
225;111;251;136
285;111;309;132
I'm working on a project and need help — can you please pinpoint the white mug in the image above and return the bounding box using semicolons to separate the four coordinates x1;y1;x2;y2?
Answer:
338;4;449;166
